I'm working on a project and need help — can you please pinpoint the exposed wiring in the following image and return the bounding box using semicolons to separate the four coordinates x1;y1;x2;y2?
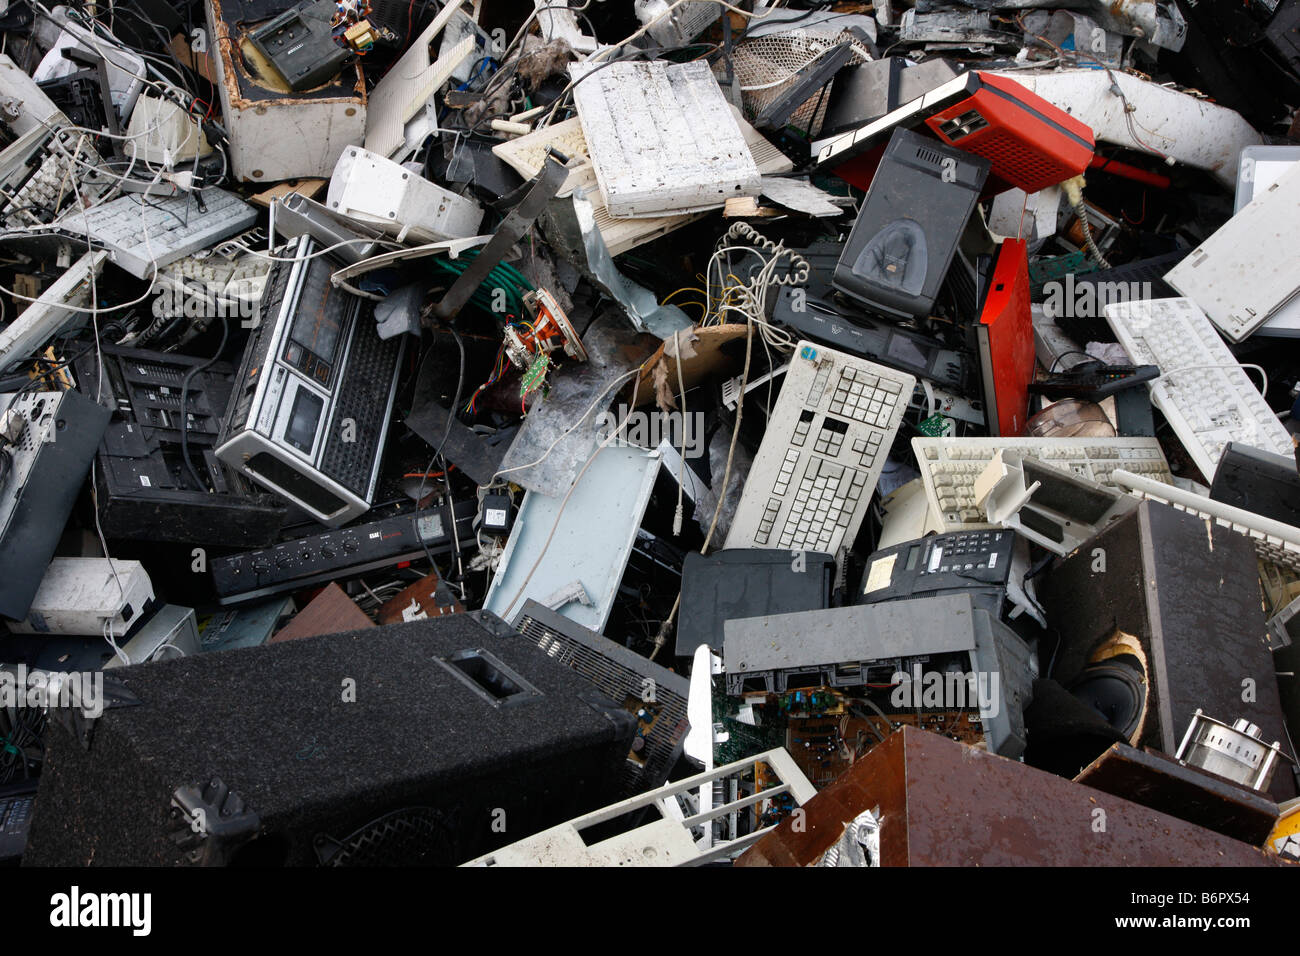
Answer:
1061;175;1111;269
650;306;756;661
699;223;806;353
464;341;511;414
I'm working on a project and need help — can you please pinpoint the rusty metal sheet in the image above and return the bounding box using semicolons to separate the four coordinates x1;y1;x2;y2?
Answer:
737;727;1286;866
1075;743;1279;846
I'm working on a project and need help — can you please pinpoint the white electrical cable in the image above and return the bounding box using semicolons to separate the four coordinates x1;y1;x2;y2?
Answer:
673;331;687;536
60;147;162;641
224;236;407;264
0;129;186;317
57;2;194;92
33;111;216;193
1154;363;1270;400
91;473;130;668
102;617;131;667
703;225;805;353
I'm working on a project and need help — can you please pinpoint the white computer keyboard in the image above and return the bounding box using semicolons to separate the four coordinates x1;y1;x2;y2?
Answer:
913;436;1174;532
492;117;591;195
725;341;915;554
161;231;272;305
55;187;257;280
0;129;107;228
1104;297;1293;480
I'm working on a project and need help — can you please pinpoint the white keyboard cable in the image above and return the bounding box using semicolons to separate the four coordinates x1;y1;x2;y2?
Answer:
1152;363;1270;401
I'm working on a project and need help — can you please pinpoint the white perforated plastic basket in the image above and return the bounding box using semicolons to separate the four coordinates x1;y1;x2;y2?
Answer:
722;28;874;134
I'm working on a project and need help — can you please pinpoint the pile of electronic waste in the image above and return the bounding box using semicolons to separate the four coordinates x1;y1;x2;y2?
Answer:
0;0;1299;868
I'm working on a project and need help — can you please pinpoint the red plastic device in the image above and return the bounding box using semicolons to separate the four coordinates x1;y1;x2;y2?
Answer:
976;237;1035;437
924;74;1095;193
817;72;1096;195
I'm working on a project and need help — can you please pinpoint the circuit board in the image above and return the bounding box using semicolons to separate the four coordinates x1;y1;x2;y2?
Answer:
712;685;788;768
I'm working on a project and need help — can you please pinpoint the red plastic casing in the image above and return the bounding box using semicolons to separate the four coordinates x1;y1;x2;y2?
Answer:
924;73;1095;193
976;237;1035;437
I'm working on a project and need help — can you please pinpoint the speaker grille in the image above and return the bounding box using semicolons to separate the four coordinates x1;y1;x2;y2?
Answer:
517;605;689;797
915;146;945;167
317;807;456;867
964;128;1064;191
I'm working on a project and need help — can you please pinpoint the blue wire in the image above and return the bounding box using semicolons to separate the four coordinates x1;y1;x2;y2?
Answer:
456;56;498;92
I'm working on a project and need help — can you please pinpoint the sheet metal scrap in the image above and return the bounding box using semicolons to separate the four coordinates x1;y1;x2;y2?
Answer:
737;727;1286;867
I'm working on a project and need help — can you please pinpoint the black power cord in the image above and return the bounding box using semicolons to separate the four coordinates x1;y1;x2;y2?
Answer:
178;313;229;492
412;323;467;588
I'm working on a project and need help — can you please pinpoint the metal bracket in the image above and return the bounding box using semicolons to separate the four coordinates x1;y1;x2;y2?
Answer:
430;149;569;323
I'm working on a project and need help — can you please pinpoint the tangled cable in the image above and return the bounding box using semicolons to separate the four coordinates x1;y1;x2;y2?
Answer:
702;222;809;353
724;222;811;288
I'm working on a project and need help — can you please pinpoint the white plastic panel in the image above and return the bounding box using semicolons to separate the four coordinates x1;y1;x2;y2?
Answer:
328;146;482;242
461;749;816;867
365;1;475;158
1164;162;1300;342
484;445;660;633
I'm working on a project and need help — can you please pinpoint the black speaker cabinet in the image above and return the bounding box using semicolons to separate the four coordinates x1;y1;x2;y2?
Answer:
1038;500;1296;803
23;612;637;866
